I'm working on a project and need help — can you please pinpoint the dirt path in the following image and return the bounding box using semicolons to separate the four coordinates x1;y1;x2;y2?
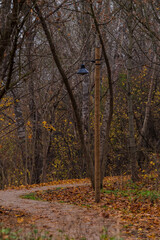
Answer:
0;183;119;240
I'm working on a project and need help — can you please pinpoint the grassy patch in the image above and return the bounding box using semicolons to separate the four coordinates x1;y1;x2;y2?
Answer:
21;192;42;201
0;224;117;240
0;224;52;240
139;190;160;201
101;188;160;202
100;227;123;240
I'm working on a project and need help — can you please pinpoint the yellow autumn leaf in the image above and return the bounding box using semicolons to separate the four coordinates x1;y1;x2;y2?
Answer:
150;161;155;165
51;126;56;131
28;134;32;139
27;121;31;126
42;121;47;125
17;217;24;223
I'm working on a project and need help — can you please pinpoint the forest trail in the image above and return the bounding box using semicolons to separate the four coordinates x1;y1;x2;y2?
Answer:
0;182;119;240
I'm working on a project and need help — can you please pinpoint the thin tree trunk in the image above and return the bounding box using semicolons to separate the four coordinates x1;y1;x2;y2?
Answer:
127;1;138;181
12;90;27;184
95;47;101;202
25;11;43;184
0;0;25;65
137;56;156;168
80;0;92;173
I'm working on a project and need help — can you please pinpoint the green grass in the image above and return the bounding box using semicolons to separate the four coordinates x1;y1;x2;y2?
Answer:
1;224;120;240
59;200;65;203
81;203;91;208
21;192;42;201
100;227;123;240
101;188;160;202
0;224;52;240
139;190;160;202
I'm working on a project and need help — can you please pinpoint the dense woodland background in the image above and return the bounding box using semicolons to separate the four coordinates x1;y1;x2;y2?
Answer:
0;0;159;189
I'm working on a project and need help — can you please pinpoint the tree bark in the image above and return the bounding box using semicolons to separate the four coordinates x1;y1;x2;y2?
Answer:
126;0;138;181
137;56;156;169
12;90;27;183
94;47;101;203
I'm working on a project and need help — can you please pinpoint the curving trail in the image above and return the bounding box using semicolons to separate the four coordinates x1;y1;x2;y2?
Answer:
0;183;118;240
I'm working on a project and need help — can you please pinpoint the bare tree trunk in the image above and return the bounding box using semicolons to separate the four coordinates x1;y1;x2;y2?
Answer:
95;47;101;202
100;92;110;181
0;0;25;65
28;65;43;184
127;0;138;181
25;12;43;184
0;160;8;189
81;0;91;169
12;90;27;183
127;70;138;181
137;56;156;169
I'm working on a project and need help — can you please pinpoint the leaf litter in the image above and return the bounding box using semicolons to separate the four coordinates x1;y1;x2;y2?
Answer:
0;176;160;239
32;176;160;239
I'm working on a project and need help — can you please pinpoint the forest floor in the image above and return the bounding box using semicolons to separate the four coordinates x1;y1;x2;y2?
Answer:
0;176;160;240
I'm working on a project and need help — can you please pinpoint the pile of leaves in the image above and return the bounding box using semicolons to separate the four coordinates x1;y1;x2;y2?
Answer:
30;177;160;240
5;178;89;190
